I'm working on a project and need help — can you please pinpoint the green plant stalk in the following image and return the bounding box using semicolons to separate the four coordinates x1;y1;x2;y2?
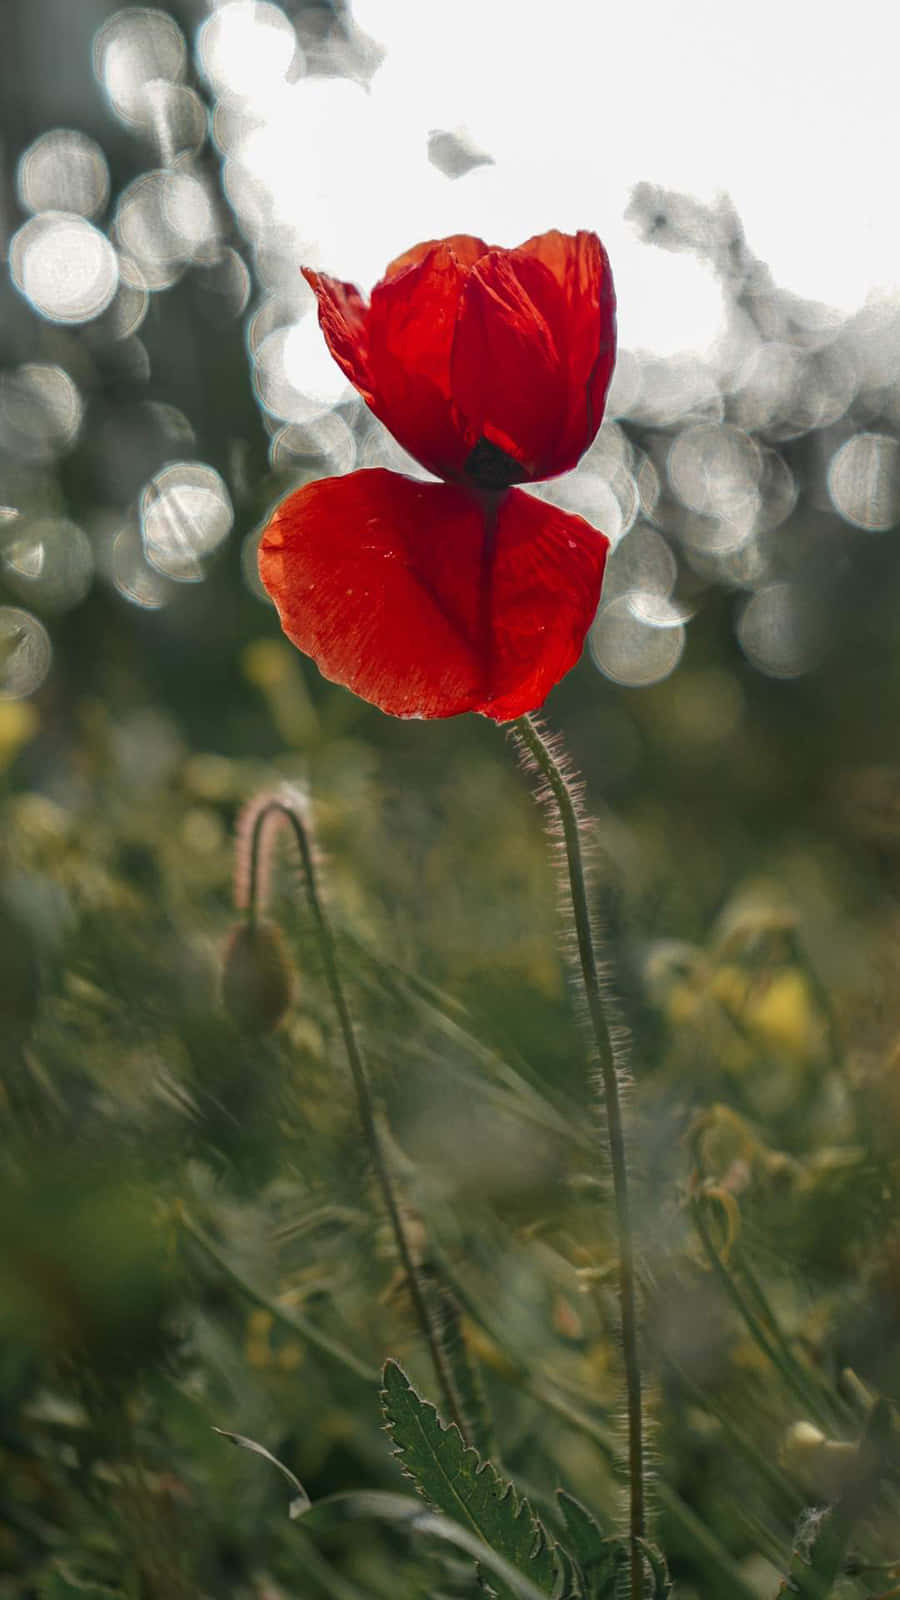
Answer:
692;1197;833;1431
661;1351;804;1511
513;715;645;1600
292;1528;376;1600
735;1244;850;1430
532;1383;759;1600
777;1400;891;1600
180;1209;378;1382
247;796;468;1440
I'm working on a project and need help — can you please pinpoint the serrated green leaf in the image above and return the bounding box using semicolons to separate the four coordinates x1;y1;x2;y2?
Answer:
556;1492;611;1568
555;1494;622;1599
381;1360;568;1600
432;1284;496;1460
552;1542;585;1600
636;1539;672;1598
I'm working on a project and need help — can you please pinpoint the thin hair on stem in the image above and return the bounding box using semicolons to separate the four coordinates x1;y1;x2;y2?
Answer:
509;714;646;1600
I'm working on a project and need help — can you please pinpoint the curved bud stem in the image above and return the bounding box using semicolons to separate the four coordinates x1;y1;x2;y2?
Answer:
512;716;645;1599
238;787;468;1440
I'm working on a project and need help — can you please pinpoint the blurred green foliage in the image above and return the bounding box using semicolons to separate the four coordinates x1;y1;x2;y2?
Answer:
3;2;900;1597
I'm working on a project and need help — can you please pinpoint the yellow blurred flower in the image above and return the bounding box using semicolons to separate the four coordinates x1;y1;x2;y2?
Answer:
711;966;823;1062
0;700;39;769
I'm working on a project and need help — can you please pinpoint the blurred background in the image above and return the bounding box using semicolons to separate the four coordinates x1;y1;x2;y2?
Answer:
3;2;900;1597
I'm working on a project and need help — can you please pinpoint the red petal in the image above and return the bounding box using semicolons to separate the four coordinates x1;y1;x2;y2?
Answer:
513;231;616;471
257;469;607;721
383;233;491;279
302;267;374;406
451;250;570;480
475;487;609;720
365;243;478;477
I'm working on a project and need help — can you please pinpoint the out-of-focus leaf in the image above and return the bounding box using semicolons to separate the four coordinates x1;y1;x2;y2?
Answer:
777;1399;894;1600
298;1490;556;1600
183;1211;377;1381
38;1567;123;1600
212;1425;310;1516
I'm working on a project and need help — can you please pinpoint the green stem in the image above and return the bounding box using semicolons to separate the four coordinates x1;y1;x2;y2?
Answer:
661;1351;804;1511
181;1210;377;1382
512;715;645;1600
532;1382;759;1600
248;794;468;1440
432;1236;758;1600
776;1400;891;1600
692;1197;833;1431
735;1244;849;1429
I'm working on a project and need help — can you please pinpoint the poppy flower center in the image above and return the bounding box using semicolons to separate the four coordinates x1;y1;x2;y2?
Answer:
464;437;527;491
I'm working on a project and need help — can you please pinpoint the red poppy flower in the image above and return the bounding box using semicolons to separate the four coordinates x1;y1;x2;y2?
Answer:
258;230;616;720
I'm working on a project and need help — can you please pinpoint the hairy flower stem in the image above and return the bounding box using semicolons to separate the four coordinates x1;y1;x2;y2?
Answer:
512;716;645;1598
245;794;468;1440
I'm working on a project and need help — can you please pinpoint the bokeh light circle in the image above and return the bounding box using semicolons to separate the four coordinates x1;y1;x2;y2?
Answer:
17;129;110;219
198;1;301;101
140;80;208;164
627;592;693;627
536;470;635;543
356;419;434;481
93;8;187;129
736;583;824;678
589;594;686;686
99;258;151;340
109;526;171;609
2;518;95;614
667;423;761;546
140;462;234;580
10;213;118;324
827;433;900;532
115;170;218;288
0;365;83;463
601;522;678;604
269;412;357;474
254;319;352;424
0;607;52;698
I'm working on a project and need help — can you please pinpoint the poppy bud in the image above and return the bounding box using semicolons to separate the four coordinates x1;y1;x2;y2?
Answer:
221;919;293;1033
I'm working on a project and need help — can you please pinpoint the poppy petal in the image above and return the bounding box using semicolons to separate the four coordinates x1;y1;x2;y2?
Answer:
258;469;607;721
451;250;570;480
383;233;491;279
302;268;374;405
514;230;616;470
365;243;478;477
473;486;609;721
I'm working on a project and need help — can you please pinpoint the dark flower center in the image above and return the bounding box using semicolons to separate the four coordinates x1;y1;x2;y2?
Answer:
464;437;527;490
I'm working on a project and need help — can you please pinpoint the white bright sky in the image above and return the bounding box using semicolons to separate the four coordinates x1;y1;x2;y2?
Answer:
278;0;900;356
